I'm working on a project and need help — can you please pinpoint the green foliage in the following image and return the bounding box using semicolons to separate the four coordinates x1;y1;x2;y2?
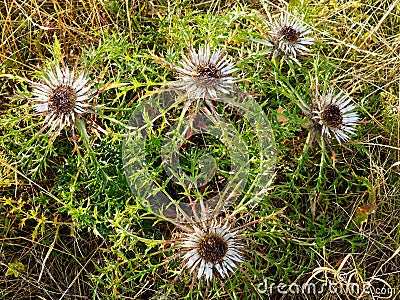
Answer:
0;0;399;299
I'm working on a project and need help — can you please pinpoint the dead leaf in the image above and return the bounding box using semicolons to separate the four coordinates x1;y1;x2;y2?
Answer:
331;149;336;168
354;204;377;228
277;106;288;123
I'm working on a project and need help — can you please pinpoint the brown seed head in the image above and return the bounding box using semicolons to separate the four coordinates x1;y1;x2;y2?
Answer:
279;26;301;43
197;233;228;264
49;85;77;115
322;104;343;129
195;64;222;78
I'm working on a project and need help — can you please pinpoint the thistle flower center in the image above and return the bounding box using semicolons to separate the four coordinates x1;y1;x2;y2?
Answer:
322;104;343;129
280;26;301;43
49;85;77;114
197;233;228;263
195;64;221;78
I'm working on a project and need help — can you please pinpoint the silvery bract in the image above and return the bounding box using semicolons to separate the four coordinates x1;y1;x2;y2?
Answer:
181;219;243;281
32;65;96;134
312;89;360;144
173;43;237;99
268;12;314;64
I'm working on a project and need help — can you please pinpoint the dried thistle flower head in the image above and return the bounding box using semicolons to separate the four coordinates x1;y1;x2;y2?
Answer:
180;219;243;281
31;65;98;136
312;88;360;144
267;12;314;64
173;43;237;99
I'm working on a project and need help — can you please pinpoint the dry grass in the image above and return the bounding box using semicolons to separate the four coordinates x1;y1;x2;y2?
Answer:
0;0;399;299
